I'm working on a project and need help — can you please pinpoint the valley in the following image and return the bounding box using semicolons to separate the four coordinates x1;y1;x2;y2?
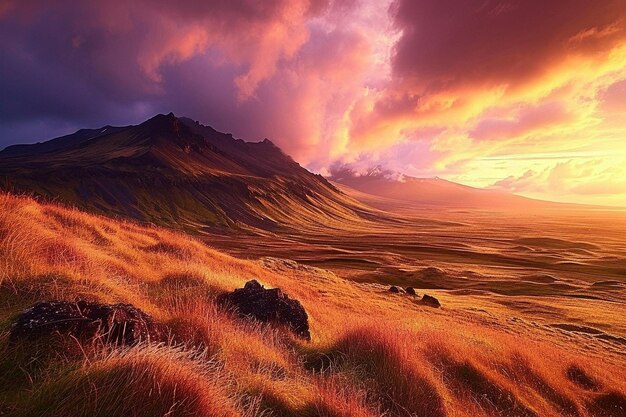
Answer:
204;201;626;356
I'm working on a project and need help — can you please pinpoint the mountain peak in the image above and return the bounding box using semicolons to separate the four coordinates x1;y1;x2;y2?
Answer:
260;138;279;148
0;112;309;183
329;164;408;183
0;114;368;232
153;111;176;119
141;112;178;126
143;112;182;131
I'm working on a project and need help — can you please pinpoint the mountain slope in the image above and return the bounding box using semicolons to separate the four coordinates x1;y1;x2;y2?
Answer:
329;166;562;210
0;113;375;233
0;125;128;158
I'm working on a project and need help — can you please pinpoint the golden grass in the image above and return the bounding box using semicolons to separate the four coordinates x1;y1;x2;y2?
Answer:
1;192;625;417
17;346;250;417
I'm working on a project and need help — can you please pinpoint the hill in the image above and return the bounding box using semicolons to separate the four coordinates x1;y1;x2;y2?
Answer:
0;114;375;234
329;165;563;210
1;193;625;416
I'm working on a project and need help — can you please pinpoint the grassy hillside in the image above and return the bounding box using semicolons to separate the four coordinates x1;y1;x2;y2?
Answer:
1;193;625;417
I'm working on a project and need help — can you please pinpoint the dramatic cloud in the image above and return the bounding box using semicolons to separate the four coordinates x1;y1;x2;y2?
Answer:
391;0;626;90
347;0;626;145
340;0;626;205
4;1;319;101
1;0;626;205
0;0;384;164
470;102;574;142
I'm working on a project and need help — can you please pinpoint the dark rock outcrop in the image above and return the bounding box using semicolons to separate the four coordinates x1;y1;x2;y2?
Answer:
388;286;401;293
217;280;311;340
421;294;441;308
10;300;164;345
405;287;417;295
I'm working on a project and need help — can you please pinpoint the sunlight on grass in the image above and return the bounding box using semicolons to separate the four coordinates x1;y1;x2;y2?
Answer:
1;193;625;417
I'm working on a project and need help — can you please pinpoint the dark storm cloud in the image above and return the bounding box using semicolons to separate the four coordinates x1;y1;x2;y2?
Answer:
389;0;626;91
0;0;348;148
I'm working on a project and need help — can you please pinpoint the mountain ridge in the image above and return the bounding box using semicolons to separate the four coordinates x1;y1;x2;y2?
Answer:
329;164;571;210
0;113;375;234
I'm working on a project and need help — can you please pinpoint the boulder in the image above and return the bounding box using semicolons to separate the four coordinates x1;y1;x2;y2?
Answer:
217;280;311;340
421;294;441;308
388;286;401;293
405;287;417;295
10;300;164;345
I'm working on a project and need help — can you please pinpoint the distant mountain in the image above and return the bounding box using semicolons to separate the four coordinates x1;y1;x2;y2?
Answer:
329;165;560;209
0;113;375;233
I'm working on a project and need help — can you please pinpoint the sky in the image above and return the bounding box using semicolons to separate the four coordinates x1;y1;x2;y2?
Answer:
1;0;626;206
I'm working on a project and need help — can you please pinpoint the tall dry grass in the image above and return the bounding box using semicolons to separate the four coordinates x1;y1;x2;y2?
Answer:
1;192;625;417
18;346;251;417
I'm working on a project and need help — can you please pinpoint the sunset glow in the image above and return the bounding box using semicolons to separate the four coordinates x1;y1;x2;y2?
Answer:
2;0;626;205
3;3;626;415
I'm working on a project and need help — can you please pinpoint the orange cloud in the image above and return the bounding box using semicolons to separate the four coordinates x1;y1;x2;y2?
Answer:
331;0;626;205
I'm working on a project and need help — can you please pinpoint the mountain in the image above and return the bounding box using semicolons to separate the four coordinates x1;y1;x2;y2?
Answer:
0;126;129;158
329;166;560;210
0;113;374;233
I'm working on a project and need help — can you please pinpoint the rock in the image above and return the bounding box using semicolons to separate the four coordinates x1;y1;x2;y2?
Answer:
388;286;401;293
10;300;165;345
405;287;417;295
421;294;441;308
217;280;311;340
244;280;263;290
